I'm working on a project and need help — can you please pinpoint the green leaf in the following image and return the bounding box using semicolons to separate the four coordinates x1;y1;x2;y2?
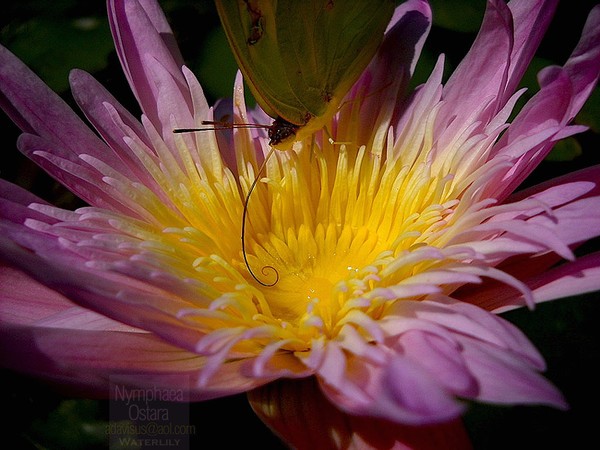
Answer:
546;137;582;162
27;399;108;449
193;27;243;104
6;16;113;93
429;0;485;33
576;87;600;133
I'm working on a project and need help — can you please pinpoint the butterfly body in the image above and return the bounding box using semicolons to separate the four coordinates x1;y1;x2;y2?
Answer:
267;117;300;145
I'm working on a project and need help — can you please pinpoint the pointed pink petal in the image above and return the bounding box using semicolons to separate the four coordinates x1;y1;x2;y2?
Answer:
502;0;559;96
0;179;54;225
0;178;48;208
0;264;82;324
242;341;314;379
488;74;574;199
0;45;157;213
0;235;207;353
145;54;196;145
503;165;600;248
458;252;600;312
349;0;432;146
458;336;567;408
0;45;126;173
108;0;191;134
393;55;444;158
439;0;558;131
562;5;600;116
0;264;182;391
2;319;268;399
488;5;600;200
458;166;600;311
458;253;600;313
529;196;600;248
0;264;268;399
69;69;152;171
385;300;543;364
316;343;464;425
438;0;514;129
529;252;600;304
398;330;478;397
509;165;600;203
16;134;140;214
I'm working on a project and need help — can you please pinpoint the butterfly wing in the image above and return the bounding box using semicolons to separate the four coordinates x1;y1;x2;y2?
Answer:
275;0;394;124
215;0;394;142
216;0;309;125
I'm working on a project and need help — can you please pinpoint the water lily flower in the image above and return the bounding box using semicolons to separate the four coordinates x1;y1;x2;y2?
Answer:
1;0;599;448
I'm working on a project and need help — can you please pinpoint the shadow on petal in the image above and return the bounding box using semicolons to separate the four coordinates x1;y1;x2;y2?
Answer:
248;377;472;450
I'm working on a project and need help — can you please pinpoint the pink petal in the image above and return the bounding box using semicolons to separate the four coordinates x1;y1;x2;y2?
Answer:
16;134;139;214
349;0;432;147
438;0;513;130
0;235;208;354
488;74;574;199
386;300;539;360
502;165;600;248
562;4;600;116
458;253;600;313
2;319;268;400
0;177;48;208
503;0;559;96
398;330;478;397
316;343;464;425
458;336;567;408
393;55;444;158
0;45;126;173
488;5;600;200
0;180;55;225
0;264;267;399
108;0;191;134
457;166;600;311
435;299;545;367
243;345;314;379
146;54;196;147
0;46;157;212
509;165;600;204
69;69;153;173
439;0;558;132
530;252;600;304
0;264;82;325
528;196;600;248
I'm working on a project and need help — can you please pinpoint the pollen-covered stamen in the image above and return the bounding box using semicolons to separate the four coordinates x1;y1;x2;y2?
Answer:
231;124;479;339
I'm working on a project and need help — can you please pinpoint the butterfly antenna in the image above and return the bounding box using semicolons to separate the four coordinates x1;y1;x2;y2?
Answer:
173;120;272;134
174;120;279;285
241;148;279;287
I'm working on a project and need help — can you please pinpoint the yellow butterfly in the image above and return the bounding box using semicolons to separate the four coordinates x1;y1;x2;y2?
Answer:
215;0;395;149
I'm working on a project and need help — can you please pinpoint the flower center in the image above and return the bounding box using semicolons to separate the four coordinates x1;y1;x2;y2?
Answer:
229;141;456;340
253;222;383;334
107;105;470;353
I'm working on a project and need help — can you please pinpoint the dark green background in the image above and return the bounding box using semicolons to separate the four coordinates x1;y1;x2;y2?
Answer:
1;1;599;448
